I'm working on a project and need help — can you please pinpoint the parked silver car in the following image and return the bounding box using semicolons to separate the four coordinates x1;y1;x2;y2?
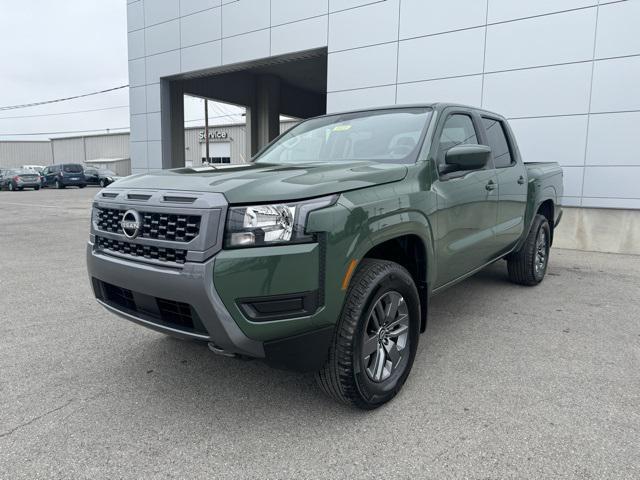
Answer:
0;168;41;191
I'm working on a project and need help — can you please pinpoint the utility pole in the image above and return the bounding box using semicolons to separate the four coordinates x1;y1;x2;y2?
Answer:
204;99;209;165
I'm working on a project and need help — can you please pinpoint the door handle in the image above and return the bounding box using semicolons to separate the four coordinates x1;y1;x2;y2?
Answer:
517;176;525;185
485;180;497;191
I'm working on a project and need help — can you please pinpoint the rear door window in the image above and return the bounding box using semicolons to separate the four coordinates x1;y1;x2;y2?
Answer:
63;164;83;173
481;118;513;168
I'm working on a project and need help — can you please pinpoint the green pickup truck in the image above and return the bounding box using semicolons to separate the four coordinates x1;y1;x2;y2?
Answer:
87;104;563;409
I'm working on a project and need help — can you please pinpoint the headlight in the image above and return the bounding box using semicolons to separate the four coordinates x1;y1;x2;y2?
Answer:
224;196;336;248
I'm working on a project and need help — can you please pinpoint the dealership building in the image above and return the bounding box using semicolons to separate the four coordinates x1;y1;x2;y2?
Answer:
122;0;640;254
0;120;294;174
6;1;639;253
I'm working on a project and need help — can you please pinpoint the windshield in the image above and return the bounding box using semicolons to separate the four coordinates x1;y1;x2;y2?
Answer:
255;108;433;165
63;164;83;173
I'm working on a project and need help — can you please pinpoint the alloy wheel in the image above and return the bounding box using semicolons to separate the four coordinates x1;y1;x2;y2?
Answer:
535;228;548;274
362;291;410;383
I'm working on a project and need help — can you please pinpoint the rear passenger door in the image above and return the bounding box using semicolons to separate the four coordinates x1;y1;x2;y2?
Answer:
480;117;528;253
42;166;51;186
432;110;499;288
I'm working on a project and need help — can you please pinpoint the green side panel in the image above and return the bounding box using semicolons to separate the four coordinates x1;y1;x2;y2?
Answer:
213;244;322;341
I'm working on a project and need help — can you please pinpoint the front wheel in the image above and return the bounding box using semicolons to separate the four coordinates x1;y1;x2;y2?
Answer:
507;214;551;286
55;180;64;189
316;259;420;409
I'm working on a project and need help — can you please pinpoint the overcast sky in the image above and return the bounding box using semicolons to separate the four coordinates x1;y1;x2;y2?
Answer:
0;0;242;141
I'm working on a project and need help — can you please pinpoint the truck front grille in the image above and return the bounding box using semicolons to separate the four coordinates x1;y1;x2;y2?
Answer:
102;282;136;311
94;279;205;335
96;236;187;264
96;207;201;242
156;298;194;329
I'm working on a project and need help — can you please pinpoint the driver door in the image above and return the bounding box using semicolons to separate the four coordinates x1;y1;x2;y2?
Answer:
431;110;499;288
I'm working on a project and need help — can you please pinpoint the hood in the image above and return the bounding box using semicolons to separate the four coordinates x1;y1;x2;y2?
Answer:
110;161;407;204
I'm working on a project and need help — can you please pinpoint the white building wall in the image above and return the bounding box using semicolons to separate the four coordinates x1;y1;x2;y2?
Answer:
0;141;53;168
84;133;130;161
128;0;640;210
51;137;85;164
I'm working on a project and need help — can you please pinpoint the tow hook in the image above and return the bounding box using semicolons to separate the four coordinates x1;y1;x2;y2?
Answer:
208;343;237;358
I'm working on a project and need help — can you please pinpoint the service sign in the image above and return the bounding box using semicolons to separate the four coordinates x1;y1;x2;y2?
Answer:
199;130;229;142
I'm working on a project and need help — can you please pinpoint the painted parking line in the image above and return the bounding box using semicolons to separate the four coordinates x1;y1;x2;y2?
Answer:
0;201;63;209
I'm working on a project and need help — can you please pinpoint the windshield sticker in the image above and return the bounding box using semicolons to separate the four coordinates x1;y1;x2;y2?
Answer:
332;125;352;132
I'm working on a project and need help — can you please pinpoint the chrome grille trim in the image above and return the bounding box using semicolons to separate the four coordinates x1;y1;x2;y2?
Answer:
90;189;227;265
96;207;201;242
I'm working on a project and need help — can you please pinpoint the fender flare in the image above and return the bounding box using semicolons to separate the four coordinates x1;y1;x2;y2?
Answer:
349;209;436;332
517;185;557;252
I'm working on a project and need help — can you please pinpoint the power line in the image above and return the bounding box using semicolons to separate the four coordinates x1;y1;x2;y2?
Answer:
0;105;129;120
0;85;129;111
0;126;130;137
184;113;245;123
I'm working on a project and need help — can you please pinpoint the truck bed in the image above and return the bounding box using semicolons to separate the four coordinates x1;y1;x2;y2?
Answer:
525;162;563;183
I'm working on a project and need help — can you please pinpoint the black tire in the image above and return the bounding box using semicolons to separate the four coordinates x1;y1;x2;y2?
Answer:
316;259;421;409
55;180;64;189
79;184;86;189
34;186;40;191
507;214;551;286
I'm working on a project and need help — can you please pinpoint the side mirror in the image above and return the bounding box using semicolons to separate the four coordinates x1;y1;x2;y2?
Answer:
442;144;491;173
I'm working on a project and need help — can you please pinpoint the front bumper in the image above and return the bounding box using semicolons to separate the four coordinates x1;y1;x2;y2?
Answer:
87;240;335;371
87;239;264;358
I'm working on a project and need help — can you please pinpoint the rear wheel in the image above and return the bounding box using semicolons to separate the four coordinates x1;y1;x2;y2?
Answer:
507;214;551;286
34;186;40;191
79;184;86;189
316;259;420;409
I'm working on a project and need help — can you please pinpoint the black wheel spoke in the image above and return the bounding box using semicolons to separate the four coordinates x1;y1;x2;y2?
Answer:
362;334;378;357
384;341;401;367
372;346;387;381
385;294;400;324
387;322;409;338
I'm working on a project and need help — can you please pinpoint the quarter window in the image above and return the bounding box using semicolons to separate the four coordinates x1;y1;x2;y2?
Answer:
482;118;513;168
436;114;478;165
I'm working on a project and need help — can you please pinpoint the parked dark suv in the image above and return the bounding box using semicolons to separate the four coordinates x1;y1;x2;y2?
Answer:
84;167;122;188
42;164;86;189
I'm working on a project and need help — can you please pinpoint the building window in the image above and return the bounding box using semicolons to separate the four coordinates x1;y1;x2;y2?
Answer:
203;157;231;164
201;141;231;165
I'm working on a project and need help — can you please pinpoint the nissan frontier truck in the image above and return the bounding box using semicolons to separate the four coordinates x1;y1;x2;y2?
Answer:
87;104;563;409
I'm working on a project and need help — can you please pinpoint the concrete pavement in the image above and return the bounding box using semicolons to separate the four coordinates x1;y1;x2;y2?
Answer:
1;187;638;479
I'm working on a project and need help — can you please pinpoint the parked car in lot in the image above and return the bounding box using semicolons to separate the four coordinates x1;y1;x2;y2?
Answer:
42;163;86;189
0;168;41;191
87;103;563;409
22;164;45;175
84;167;122;188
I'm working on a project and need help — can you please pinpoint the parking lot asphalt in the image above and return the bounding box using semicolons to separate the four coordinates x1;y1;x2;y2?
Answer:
1;187;639;479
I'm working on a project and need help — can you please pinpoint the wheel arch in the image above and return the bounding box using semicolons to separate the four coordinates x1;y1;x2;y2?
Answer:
537;199;555;242
354;215;435;333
